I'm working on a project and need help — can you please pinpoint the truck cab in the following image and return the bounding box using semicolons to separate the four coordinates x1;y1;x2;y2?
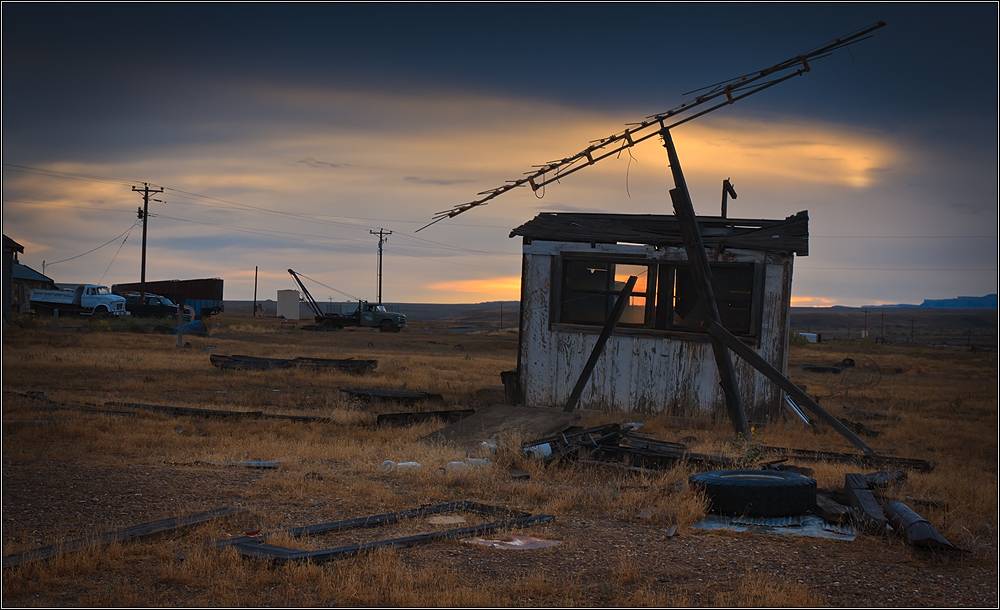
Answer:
355;302;407;332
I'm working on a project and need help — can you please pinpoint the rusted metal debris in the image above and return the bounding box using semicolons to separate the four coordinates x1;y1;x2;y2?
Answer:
344;388;444;404
210;354;377;374
376;409;474;427
3;507;243;569
213;501;553;564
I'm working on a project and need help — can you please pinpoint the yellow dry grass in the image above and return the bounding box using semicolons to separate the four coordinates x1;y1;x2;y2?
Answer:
2;313;997;606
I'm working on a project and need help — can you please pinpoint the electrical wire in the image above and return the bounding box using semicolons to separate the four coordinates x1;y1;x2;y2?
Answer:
43;222;139;267
98;222;138;285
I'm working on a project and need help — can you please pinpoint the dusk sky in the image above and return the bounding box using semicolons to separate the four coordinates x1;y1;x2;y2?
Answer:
3;4;997;306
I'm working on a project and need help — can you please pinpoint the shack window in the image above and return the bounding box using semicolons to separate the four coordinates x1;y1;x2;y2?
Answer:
559;258;758;336
560;260;652;327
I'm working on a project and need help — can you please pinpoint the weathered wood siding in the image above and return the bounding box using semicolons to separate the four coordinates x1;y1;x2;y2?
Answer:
518;241;794;421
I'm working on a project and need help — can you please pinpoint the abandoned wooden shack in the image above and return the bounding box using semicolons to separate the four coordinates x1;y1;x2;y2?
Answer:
508;211;809;422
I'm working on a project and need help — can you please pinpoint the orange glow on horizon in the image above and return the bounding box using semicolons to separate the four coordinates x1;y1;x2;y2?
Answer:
791;296;839;307
428;276;521;301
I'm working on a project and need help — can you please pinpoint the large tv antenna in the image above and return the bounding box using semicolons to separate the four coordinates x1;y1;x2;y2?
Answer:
417;21;885;232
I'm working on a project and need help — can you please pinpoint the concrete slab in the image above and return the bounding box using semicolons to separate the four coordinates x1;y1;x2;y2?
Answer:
420;404;580;452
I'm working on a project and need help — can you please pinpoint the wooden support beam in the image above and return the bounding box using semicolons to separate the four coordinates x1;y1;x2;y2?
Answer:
661;130;750;436
563;276;637;413
707;321;877;456
3;507;243;569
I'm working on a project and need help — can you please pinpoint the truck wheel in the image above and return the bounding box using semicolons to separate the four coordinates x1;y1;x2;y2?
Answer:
94;306;111;318
379;321;394;333
688;469;816;517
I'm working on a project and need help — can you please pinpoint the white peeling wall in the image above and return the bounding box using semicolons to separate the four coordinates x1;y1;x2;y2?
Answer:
518;244;793;421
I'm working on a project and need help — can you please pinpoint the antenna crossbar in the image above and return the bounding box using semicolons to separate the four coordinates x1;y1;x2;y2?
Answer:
417;21;885;232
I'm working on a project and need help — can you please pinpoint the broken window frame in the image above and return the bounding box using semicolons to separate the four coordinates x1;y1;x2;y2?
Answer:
553;254;764;339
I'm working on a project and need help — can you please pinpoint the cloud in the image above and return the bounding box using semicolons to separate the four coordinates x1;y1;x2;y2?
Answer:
403;176;476;186
297;157;351;170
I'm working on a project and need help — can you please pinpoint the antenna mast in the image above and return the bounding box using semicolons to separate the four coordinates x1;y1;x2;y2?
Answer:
418;21;885;231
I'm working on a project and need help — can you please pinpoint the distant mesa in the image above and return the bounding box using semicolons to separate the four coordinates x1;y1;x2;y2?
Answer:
861;294;997;309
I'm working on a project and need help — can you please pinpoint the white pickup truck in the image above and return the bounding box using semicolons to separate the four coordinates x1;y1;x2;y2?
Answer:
30;284;129;317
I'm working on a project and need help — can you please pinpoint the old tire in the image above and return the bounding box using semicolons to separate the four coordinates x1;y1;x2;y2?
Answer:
689;469;816;517
379;321;394;333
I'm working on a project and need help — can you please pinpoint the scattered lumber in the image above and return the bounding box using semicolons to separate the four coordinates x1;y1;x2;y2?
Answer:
105;402;330;423
376;409;474;427
759;446;934;472
845;473;888;534
523;424;736;470
815;493;852;524
210;354;376;374
343;388;444;403
3;507;243;569
213;501;553;564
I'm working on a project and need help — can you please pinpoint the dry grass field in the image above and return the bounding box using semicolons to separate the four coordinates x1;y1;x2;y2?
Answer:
2;313;997;607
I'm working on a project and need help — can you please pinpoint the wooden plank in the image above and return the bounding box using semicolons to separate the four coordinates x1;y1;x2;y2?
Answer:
105;402;329;423
707;321;877;456
342;388;444;403
845;473;887;534
376;409;474;427
3;507;243;569
815;494;852;525
760;446;933;472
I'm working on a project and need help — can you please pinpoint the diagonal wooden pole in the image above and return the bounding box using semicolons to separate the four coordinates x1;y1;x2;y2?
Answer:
564;276;638;413
661;129;751;437
707;321;877;456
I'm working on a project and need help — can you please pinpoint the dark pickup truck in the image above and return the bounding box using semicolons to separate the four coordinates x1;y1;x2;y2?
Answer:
122;292;193;320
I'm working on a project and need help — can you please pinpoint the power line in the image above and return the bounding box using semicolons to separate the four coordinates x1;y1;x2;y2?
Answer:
797;266;995;271
2;163;149;187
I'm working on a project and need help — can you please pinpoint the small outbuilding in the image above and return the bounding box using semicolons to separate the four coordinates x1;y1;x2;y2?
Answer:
508;211;809;422
3;235;25;324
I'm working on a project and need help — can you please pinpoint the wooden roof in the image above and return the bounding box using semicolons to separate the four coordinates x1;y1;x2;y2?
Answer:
510;211;809;256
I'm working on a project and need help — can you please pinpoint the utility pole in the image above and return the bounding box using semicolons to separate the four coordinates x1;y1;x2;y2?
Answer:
132;183;163;300
370;228;392;304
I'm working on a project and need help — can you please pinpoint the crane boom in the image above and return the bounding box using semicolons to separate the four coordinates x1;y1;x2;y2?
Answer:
418;21;885;232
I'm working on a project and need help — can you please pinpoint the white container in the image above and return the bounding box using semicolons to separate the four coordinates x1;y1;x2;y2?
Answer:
382;460;421;472
446;461;469;472
524;443;552;459
466;458;491;468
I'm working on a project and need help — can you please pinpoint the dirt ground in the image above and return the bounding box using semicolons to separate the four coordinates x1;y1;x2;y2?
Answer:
2;315;997;607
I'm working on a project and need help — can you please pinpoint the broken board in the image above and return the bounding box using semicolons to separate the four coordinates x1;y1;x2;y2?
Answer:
420;405;580;452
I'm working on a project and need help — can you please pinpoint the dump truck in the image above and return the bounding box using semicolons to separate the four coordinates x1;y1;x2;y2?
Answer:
287;269;407;332
30;284;128;316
